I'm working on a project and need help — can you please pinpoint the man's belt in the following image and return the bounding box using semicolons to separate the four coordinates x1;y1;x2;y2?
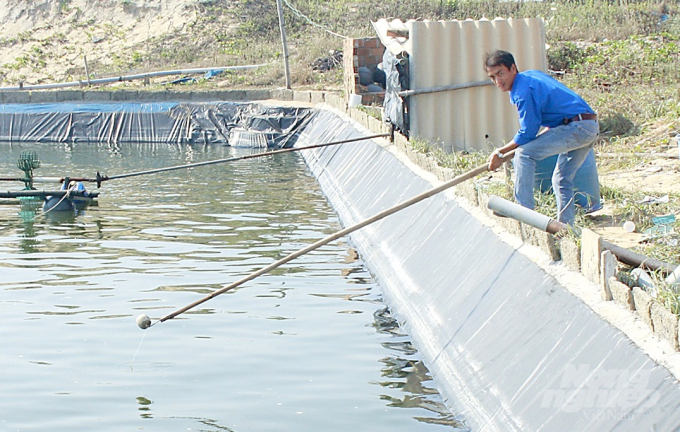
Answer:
563;113;598;124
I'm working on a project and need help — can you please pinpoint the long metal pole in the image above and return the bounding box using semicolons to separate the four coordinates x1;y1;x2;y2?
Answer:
0;190;97;198
398;80;493;98
0;64;267;91
275;0;292;89
73;134;389;186
155;154;510;325
0;134;389;187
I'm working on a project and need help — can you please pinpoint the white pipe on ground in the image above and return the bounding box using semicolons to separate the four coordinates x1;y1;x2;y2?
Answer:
487;195;560;233
665;265;680;288
0;64;268;91
487;195;677;275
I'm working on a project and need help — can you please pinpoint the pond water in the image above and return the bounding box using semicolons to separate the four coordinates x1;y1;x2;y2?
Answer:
0;142;465;431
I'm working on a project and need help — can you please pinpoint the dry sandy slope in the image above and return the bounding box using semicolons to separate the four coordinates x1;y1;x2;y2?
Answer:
0;0;203;84
599;153;680;195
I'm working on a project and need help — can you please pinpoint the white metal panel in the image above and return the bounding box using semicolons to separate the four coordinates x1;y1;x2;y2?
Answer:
373;18;547;152
373;18;412;55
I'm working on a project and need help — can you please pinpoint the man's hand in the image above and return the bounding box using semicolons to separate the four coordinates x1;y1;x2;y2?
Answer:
488;151;505;171
487;143;517;171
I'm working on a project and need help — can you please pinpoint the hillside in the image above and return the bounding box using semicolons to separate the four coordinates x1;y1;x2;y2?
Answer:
0;0;370;89
0;0;232;85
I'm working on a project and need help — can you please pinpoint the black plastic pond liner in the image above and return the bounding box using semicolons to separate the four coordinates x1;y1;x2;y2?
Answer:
0;101;316;147
382;49;409;137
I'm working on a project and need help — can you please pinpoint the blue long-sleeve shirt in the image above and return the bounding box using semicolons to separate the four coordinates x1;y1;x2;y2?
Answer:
510;70;595;145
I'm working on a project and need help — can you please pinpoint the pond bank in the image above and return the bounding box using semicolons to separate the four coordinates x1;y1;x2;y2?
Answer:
297;104;680;431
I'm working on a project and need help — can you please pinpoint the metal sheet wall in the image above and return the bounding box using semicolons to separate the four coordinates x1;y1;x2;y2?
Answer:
374;18;547;153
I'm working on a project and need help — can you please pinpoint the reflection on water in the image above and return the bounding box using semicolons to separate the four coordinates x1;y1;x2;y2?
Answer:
0;141;465;432
373;307;467;429
137;396;153;419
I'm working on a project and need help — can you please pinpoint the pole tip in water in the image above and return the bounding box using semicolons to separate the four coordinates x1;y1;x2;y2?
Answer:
136;314;152;330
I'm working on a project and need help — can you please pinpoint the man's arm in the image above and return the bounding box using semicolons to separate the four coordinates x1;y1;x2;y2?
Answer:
513;93;542;145
488;141;518;171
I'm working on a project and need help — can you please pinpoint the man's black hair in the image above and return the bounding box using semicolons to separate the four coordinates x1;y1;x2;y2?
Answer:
484;50;516;70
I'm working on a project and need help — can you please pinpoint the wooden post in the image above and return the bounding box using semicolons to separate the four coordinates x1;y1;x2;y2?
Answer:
83;55;91;87
275;0;292;89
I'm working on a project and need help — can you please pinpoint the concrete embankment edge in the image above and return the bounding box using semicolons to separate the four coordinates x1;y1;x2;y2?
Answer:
0;88;324;105
297;108;680;431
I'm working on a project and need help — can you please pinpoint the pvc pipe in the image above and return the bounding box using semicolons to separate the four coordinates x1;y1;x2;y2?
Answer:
0;64;268;91
665;265;680;287
29;177;64;184
398;80;493;98
487;195;677;274
487;195;555;232
631;268;656;290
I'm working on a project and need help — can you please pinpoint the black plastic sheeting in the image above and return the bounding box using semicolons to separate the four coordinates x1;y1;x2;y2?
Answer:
382;50;409;136
0;102;315;147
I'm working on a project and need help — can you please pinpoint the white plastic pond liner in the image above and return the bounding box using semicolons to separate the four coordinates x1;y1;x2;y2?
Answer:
297;108;680;431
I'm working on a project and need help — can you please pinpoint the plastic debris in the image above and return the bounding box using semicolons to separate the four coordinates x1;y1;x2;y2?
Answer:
641;213;676;241
167;76;197;85
638;194;669;204
623;221;636;232
311;50;342;72
652;214;677;225
666;265;680;288
204;69;223;79
631;268;657;297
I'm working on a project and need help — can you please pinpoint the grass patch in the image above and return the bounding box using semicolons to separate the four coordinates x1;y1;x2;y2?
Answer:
657;285;680;315
410;137;488;175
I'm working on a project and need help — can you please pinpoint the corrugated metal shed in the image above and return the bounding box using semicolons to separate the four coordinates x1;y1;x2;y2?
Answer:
373;18;547;152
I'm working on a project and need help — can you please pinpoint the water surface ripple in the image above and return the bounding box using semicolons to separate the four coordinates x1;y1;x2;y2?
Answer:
0;142;464;431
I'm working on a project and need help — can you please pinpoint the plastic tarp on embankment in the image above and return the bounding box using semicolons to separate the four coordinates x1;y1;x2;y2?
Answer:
298;109;680;431
0;102;313;147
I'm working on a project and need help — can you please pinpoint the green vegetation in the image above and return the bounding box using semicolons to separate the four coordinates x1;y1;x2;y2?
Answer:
657;285;680;315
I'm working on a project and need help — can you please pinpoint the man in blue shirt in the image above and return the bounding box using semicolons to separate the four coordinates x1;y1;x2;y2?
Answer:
485;50;599;225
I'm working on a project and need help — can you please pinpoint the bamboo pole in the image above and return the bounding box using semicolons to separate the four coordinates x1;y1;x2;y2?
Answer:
84;55;91;87
155;153;511;325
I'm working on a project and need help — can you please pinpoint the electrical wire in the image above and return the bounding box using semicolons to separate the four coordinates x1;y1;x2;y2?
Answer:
41;182;77;217
282;0;349;39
